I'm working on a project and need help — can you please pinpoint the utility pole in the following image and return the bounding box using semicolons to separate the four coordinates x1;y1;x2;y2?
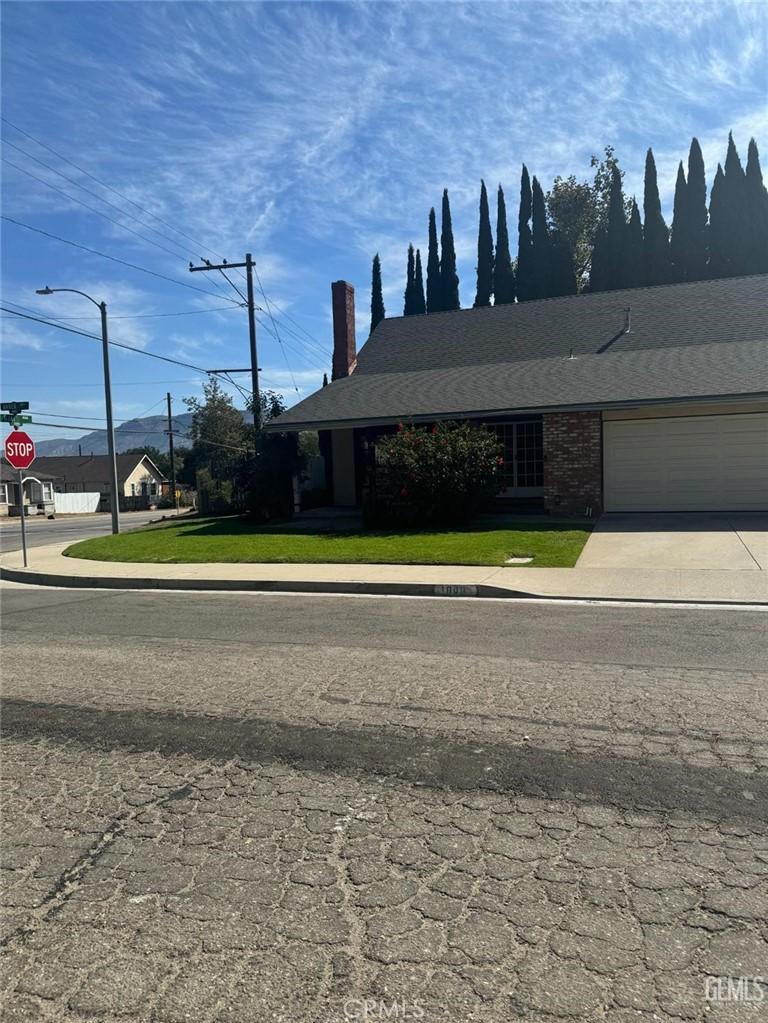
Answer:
189;256;260;445
166;392;178;513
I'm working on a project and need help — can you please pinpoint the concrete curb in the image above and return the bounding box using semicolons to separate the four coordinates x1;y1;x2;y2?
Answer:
2;563;766;607
0;564;526;600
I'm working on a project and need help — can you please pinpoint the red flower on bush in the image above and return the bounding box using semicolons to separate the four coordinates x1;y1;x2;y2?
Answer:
400;487;408;497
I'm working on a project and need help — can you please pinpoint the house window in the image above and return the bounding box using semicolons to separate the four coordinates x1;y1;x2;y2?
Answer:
131;484;136;497
488;420;543;490
42;483;54;501
149;482;157;497
0;483;7;504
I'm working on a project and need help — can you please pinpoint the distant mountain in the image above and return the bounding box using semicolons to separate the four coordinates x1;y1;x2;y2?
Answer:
36;413;197;456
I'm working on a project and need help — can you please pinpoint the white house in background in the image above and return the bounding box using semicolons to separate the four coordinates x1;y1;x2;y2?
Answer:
0;463;57;517
29;453;168;512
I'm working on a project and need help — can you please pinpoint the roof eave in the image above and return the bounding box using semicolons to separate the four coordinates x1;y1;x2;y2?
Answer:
264;390;768;432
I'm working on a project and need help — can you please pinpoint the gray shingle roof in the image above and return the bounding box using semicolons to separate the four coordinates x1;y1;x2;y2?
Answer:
28;454;167;485
269;275;768;430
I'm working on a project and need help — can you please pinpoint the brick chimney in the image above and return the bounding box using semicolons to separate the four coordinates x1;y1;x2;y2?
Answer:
331;280;357;381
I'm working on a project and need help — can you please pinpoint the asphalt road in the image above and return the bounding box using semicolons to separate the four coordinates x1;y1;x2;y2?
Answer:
2;587;767;1022
0;510;177;552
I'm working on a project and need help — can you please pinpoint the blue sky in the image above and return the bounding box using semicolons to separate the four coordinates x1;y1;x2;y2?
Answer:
1;0;766;442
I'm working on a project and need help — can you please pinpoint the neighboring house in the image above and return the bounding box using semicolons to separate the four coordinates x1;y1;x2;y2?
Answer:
267;275;768;515
0;463;57;517
31;453;168;512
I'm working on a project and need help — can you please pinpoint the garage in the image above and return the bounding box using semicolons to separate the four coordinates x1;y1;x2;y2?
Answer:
603;412;768;512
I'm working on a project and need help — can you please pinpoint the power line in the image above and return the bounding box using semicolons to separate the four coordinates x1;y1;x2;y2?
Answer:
0;305;211;373
1;116;231;262
0;303;244;321
30;418;252;453
3;151;195;263
1;216;242;305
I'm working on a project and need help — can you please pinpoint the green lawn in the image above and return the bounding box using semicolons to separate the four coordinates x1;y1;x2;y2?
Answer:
64;516;592;568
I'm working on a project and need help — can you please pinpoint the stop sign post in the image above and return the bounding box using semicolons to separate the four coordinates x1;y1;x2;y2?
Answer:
4;429;36;567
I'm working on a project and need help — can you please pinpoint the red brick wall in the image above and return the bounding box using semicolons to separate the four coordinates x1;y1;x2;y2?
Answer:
543;411;602;516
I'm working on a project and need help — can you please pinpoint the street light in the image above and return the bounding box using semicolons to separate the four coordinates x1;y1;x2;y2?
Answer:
35;287;120;535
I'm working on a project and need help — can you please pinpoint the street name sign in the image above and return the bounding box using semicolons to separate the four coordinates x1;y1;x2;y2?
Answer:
4;430;36;470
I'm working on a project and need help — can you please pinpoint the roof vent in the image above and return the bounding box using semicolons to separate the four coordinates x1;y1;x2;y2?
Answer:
624;306;632;334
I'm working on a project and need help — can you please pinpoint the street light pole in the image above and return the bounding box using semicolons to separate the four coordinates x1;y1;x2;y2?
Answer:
36;287;121;534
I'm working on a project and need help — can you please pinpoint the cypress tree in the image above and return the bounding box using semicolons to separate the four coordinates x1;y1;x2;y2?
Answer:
440;189;460;310
322;373;328;387
670;162;688;281
605;165;628;290
370;253;385;334
686;138;708;280
517;165;534;302
745;138;768;273
474;180;494;307
588;226;608;292
413;248;426;314
643;148;672;286
426;207;441;313
403;243;416;315
494;184;515;304
625;198;644;289
530;175;551;299
723;132;749;275
708;163;728;279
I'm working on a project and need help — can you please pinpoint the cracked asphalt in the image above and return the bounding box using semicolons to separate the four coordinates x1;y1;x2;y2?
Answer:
1;585;767;1022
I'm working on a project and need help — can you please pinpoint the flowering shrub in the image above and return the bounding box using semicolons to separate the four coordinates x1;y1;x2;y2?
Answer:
366;421;503;527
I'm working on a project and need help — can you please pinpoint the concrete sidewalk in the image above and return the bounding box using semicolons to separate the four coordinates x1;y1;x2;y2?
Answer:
2;542;767;603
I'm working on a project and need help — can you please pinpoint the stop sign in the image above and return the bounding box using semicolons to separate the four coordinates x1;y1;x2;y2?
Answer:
4;430;36;470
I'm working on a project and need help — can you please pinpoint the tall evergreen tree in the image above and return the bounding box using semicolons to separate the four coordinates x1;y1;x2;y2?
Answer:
549;231;578;297
426;207;441;313
413;248;426;314
530;175;551;299
403;244;416;315
588;226;609;292
625;199;644;289
494;184;516;304
745;138;768;273
322;373;328;387
370;253;385;334
686;138;708;280
605;165;628;290
722;131;749;275
517;165;534;302
440;189;460;310
670;161;688;281
708;163;729;279
474;180;494;307
643;148;672;286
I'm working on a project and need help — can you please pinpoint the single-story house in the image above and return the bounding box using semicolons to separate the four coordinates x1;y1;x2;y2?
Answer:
0;463;57;517
30;453;168;512
267;274;768;515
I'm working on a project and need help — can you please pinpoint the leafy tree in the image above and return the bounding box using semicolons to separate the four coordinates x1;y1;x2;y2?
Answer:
548;146;631;292
440;189;460;310
474;180;494;307
588;225;608;293
494;184;515;304
670;161;688;281
413;248;426;314
517;165;534;301
745;138;768;273
370;253;385;333
124;445;186;481
426;207;441;313
530;175;551;299
403;243;417;315
686;137;708;280
643;148;672;286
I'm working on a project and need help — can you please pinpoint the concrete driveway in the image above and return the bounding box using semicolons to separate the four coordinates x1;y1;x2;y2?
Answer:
577;512;768;570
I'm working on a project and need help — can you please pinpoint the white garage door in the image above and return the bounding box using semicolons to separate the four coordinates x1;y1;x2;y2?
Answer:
603;413;768;512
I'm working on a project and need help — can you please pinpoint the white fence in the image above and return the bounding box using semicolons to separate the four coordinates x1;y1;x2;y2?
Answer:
54;492;101;514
